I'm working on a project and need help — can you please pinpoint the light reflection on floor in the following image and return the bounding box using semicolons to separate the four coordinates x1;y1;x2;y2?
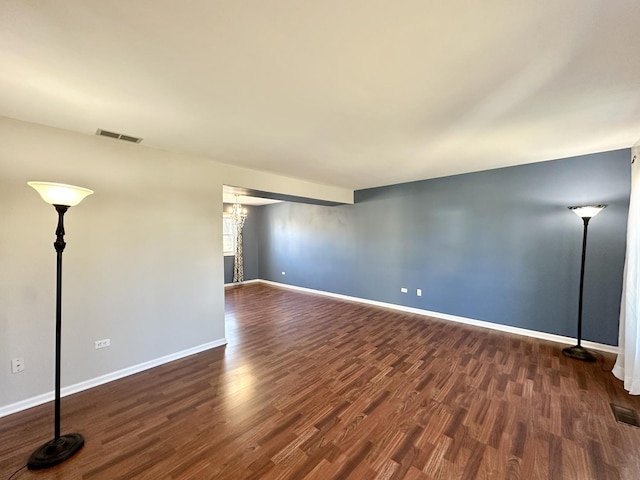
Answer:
223;290;257;418
220;363;256;415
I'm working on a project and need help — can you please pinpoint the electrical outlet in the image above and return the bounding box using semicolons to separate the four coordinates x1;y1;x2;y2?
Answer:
11;357;24;374
417;289;422;296
282;271;286;275
95;339;111;349
400;287;408;293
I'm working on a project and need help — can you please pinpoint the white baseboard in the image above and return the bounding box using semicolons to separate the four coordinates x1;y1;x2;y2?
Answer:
225;279;261;287
0;338;227;418
258;280;618;355
5;280;616;418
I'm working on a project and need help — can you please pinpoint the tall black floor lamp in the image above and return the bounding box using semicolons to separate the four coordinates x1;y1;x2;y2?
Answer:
562;204;606;363
27;181;93;470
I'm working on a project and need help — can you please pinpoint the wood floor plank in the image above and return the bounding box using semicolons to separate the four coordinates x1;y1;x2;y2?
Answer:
2;282;640;479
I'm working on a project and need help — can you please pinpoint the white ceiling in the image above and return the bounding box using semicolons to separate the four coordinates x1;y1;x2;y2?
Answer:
222;186;281;206
2;1;639;190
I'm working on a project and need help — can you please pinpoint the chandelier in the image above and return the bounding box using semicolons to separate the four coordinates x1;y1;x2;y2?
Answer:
229;195;248;229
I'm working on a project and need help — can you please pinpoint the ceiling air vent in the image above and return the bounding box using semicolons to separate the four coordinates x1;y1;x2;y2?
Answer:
96;129;142;143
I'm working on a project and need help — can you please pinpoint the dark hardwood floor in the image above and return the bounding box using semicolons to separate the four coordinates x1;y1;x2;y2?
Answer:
2;283;640;479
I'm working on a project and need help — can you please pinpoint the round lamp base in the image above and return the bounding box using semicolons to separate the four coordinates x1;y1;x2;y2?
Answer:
562;345;596;363
27;433;84;470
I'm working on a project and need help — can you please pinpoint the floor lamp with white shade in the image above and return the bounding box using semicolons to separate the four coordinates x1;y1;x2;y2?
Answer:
26;181;93;470
563;204;607;363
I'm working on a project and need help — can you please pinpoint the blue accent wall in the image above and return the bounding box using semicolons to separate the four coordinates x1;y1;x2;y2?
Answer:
224;204;259;284
257;150;631;345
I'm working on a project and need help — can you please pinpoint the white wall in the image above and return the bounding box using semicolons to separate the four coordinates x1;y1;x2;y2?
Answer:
0;116;352;412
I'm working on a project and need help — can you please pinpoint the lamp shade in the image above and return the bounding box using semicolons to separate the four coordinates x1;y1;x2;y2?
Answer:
568;205;606;219
28;182;93;207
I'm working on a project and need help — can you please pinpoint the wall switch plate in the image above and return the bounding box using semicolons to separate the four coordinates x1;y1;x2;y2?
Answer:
11;357;25;374
282;271;286;275
417;289;422;296
401;287;408;293
95;339;111;349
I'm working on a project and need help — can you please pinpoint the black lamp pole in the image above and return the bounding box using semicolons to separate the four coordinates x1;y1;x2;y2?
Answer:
562;205;606;363
27;205;85;470
26;181;93;470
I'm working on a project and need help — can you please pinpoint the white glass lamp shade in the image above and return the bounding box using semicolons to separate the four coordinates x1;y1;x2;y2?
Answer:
568;205;606;219
28;181;94;207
